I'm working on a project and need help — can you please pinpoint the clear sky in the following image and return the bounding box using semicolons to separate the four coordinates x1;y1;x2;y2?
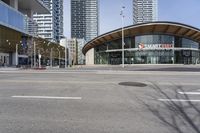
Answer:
63;0;200;38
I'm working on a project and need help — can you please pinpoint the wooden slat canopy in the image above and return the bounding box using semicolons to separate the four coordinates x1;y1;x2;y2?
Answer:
82;21;200;55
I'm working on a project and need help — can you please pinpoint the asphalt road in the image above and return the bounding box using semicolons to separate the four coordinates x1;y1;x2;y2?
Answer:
0;69;200;133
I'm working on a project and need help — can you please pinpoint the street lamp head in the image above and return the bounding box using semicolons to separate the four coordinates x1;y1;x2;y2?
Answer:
120;6;125;16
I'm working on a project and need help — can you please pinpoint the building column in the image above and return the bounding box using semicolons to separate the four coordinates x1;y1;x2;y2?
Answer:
9;0;18;10
86;48;94;65
20;9;34;18
12;52;18;66
26;10;34;19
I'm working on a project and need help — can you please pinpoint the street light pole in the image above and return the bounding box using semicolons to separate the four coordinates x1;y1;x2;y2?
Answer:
65;41;68;68
38;50;41;68
57;48;60;68
15;44;18;66
34;41;36;68
65;46;67;68
50;48;53;68
172;41;175;64
120;6;125;68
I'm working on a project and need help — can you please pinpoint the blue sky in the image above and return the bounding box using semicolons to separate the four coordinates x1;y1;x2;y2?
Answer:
63;0;200;38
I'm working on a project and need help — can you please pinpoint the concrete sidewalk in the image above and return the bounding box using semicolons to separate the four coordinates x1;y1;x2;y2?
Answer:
1;64;200;72
0;67;20;71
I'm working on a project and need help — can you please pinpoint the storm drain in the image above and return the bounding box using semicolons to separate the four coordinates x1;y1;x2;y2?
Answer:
118;82;147;87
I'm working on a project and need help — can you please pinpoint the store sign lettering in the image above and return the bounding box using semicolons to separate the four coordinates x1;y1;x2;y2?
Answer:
139;43;173;49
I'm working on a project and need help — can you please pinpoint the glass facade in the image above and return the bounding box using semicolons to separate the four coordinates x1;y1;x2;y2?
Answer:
33;0;63;42
0;1;24;32
135;35;174;46
182;38;199;49
133;0;158;24
71;0;99;42
94;34;200;65
0;1;37;35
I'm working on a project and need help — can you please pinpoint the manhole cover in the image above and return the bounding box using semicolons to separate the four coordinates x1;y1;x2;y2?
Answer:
118;82;147;87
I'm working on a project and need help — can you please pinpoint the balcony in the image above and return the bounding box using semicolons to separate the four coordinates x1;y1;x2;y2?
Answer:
0;0;38;36
18;0;50;14
24;17;38;36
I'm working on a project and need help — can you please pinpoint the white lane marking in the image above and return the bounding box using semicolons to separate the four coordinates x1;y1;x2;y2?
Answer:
96;71;200;76
158;99;200;102
12;96;82;100
178;92;200;95
0;71;96;74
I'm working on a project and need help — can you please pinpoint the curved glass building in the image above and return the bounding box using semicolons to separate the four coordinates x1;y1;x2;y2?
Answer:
83;22;200;65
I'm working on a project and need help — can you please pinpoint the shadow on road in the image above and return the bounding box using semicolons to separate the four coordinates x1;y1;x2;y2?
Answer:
138;83;200;133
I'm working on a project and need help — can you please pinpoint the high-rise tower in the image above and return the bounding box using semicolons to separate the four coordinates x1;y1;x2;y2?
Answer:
33;0;63;43
71;0;99;42
133;0;158;24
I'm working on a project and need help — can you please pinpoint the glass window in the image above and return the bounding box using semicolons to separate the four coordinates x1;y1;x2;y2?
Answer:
135;35;174;48
107;38;133;50
96;44;107;52
108;39;121;50
0;1;25;32
182;38;199;49
124;38;132;49
94;51;108;64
